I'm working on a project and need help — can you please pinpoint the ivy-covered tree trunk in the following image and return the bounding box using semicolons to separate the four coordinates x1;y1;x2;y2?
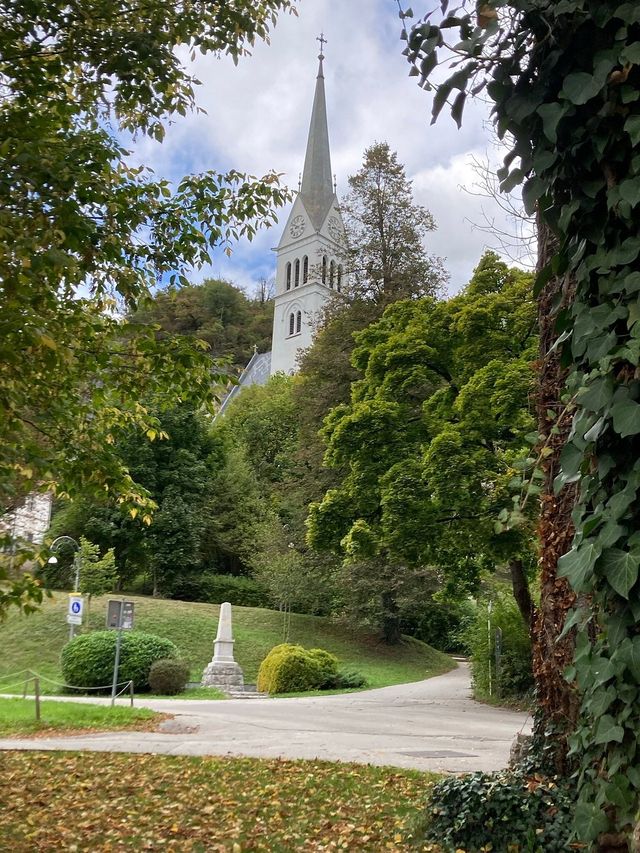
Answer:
531;217;579;772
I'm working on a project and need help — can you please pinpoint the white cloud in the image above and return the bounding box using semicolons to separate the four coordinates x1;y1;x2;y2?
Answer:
128;1;528;297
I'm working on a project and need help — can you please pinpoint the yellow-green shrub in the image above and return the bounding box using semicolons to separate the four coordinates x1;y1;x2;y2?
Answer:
257;643;339;694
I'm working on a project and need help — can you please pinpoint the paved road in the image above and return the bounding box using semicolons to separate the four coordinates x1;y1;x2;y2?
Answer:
0;664;531;773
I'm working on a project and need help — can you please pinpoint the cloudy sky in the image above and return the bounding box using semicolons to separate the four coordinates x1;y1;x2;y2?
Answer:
132;0;531;296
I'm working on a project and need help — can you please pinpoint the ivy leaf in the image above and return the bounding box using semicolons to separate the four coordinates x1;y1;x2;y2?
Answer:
617;636;640;681
558;542;601;591
611;397;640;437
573;800;609;842
537;103;565;144
586;685;616;717
562;71;604;105
599;548;640;598
593;714;625;745
625;115;640;146
578;377;614;412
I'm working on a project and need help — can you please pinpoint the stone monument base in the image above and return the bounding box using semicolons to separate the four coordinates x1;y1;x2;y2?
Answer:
201;661;244;691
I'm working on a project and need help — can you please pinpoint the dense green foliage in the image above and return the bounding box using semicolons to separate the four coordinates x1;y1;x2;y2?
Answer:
148;658;190;695
0;0;295;617
171;573;270;608
131;278;274;371
419;770;575;852
406;0;640;841
465;588;533;700
61;630;178;692
49;406;250;596
307;253;537;640
256;644;339;694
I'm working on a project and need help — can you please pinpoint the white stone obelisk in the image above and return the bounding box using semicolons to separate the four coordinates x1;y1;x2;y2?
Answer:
201;602;244;691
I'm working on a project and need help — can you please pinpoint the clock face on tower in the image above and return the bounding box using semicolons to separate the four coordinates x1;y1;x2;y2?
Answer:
327;216;342;241
289;215;306;238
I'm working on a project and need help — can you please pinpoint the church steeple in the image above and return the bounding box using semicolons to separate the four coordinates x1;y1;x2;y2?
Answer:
269;36;346;378
299;35;334;232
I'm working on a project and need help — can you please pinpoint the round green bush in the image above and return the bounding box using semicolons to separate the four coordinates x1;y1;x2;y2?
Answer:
61;630;178;693
257;644;339;694
148;658;190;695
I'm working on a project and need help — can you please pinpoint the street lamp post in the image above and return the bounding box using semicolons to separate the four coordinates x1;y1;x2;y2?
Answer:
48;536;81;640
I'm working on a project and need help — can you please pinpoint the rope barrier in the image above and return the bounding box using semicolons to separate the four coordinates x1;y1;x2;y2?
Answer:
0;669;32;682
113;681;133;699
29;671;134;692
0;679;33;693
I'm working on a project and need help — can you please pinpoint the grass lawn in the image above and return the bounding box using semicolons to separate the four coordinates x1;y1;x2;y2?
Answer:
0;592;454;695
0;697;160;736
0;751;442;851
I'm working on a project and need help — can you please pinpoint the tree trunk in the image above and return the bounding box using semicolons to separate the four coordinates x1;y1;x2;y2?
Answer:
509;558;534;629
530;215;580;772
381;590;402;644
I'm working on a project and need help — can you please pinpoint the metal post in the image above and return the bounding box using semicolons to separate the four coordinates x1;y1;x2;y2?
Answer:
110;628;123;707
487;601;493;698
69;552;82;641
34;677;40;721
129;679;134;708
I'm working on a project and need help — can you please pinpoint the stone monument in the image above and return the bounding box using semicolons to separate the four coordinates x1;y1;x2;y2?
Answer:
201;601;244;691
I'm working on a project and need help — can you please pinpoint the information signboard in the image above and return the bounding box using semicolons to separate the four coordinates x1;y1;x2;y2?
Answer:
106;599;135;630
67;594;84;626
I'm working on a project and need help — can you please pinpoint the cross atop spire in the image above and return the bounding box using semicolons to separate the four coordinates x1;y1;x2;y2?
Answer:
316;32;327;77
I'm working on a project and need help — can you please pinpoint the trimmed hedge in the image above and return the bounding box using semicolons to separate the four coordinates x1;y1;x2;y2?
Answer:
169;573;271;608
61;631;178;693
257;644;339;694
148;658;190;695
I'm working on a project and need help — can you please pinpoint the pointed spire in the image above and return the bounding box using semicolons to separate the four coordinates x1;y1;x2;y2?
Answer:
300;35;334;232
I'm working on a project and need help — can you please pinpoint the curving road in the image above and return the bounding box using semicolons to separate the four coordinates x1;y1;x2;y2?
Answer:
0;663;531;773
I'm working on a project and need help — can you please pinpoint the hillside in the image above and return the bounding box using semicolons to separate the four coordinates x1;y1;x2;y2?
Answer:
0;593;454;694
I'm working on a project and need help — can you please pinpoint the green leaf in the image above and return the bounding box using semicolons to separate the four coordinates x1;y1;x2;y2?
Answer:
562;71;604;105
593;714;625;745
573;800;609;842
431;81;453;124
558;542;601;591
578;377;614;412
626;115;640;146
451;90;466;129
537;103;565;144
617;636;640;681
587;685;616;717
599;548;640;598
611;397;640;437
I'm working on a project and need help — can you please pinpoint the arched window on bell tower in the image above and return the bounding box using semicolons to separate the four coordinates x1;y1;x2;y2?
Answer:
288;312;295;336
303;256;309;284
322;255;327;284
296;310;302;334
337;264;343;292
286;262;292;291
294;258;300;287
329;260;335;289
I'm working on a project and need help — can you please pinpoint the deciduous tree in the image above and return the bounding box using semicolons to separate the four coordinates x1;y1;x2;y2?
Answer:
0;0;295;616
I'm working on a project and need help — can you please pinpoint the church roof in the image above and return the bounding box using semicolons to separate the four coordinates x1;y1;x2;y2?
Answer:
299;48;335;233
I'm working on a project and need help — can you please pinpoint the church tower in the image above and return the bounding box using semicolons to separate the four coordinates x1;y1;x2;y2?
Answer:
270;37;346;375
